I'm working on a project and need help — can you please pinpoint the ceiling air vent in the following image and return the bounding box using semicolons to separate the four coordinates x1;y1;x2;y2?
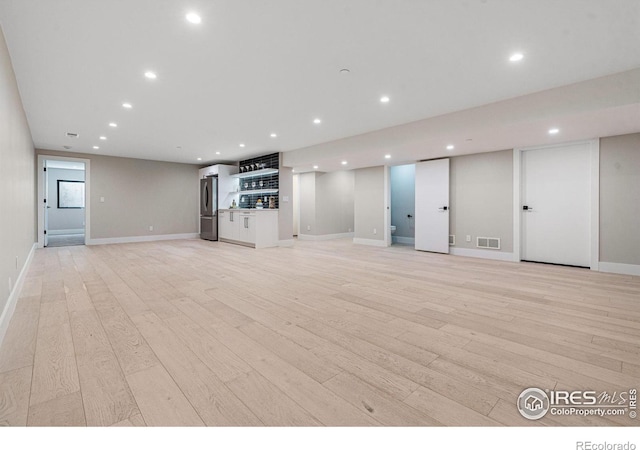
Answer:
449;235;455;245
477;237;501;250
66;132;79;138
63;145;72;150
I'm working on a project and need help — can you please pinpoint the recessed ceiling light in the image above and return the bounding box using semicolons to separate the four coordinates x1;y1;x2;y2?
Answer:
93;146;99;149
313;118;322;125
186;12;202;24
99;136;107;140
144;71;157;80
215;151;221;155
270;133;277;138
122;103;132;109
197;157;202;161
446;145;455;150
313;165;319;169
239;143;245;148
548;128;560;135
384;154;391;159
509;52;524;62
109;122;117;127
341;161;348;165
380;96;390;103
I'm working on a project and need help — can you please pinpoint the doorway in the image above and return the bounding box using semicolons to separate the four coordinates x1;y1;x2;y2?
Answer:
516;140;599;269
390;164;416;246
37;155;91;248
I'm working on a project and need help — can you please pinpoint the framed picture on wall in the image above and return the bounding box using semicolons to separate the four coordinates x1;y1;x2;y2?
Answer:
57;180;85;208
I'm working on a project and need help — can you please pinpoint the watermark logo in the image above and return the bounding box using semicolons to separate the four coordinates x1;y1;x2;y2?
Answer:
517;387;637;420
517;387;550;420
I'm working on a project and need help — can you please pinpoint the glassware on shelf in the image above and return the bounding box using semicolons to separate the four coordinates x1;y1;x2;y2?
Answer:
259;181;263;188
251;182;256;189
244;182;248;189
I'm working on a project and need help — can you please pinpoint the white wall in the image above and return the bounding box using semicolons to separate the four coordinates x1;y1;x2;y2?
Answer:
354;166;386;244
278;154;294;243
0;25;35;341
599;132;640;266
315;171;354;236
47;167;85;233
450;150;513;252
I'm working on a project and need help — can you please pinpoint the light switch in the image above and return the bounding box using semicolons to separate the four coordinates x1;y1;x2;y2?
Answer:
100;197;105;203
282;196;289;202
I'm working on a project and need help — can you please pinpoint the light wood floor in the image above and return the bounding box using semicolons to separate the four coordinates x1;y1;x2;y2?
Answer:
1;238;638;426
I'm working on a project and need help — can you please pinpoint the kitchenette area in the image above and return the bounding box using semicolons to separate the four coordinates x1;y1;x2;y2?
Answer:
199;152;287;249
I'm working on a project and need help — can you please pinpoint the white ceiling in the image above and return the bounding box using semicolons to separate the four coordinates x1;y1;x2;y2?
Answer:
1;0;639;170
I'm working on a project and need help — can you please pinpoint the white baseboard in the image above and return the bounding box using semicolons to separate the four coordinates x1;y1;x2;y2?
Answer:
598;262;640;277
0;243;37;349
86;233;199;246
278;239;295;247
49;228;84;236
393;236;415;245
450;247;517;262
353;238;389;248
298;232;354;241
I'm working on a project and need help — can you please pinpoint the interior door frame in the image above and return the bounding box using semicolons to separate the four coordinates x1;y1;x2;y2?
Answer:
37;154;91;248
513;139;599;270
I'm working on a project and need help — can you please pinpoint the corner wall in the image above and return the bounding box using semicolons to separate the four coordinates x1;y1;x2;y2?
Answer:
0;26;36;343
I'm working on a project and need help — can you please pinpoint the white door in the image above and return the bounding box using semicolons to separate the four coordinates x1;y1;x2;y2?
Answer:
415;158;450;253
43;160;49;247
521;142;591;267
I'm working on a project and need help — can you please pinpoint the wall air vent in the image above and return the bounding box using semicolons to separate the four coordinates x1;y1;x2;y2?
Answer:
66;132;79;138
449;235;455;245
477;237;501;250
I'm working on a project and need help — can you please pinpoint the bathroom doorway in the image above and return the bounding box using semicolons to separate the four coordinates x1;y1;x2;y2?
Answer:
389;164;416;246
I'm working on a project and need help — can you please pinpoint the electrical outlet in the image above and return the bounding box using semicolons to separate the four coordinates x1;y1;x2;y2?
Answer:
373;228;377;235
466;235;471;242
100;196;105;203
307;225;311;231
149;226;154;231
348;228;352;232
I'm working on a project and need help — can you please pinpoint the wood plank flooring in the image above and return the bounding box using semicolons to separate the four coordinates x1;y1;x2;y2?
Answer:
1;238;639;426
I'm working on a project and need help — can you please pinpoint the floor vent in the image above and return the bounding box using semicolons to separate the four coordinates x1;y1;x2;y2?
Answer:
477;237;500;250
449;235;455;245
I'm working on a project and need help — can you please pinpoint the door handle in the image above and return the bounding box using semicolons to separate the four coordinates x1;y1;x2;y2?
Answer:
438;206;448;211
522;205;533;211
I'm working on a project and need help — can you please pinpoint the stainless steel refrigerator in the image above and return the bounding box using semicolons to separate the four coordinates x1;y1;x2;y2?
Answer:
200;176;218;240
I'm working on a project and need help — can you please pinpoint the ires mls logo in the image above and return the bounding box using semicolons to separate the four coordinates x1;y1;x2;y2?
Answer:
517;387;637;420
517;388;550;420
